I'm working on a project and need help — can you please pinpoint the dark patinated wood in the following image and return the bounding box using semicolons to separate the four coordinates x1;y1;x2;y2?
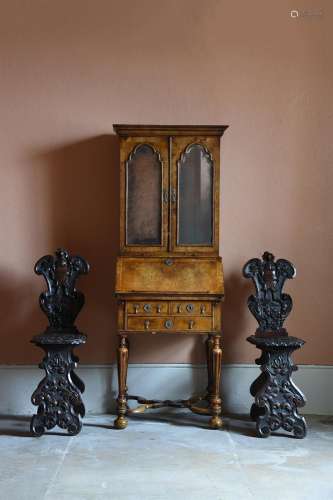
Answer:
114;124;228;429
30;249;89;436
243;251;307;438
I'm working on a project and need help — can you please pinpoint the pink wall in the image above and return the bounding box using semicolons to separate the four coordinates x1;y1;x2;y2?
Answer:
0;0;332;365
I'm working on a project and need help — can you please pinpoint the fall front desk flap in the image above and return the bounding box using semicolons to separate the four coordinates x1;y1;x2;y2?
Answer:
115;256;224;296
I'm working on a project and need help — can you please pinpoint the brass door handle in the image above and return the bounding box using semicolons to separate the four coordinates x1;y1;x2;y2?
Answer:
170;188;177;203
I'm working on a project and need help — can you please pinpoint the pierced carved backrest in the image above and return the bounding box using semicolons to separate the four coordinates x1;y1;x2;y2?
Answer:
35;248;90;330
243;251;295;335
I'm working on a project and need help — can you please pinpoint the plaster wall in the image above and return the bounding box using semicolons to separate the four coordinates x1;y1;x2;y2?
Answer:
0;0;332;364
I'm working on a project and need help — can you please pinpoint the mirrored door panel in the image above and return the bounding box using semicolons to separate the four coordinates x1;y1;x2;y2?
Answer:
171;136;220;254
120;137;169;252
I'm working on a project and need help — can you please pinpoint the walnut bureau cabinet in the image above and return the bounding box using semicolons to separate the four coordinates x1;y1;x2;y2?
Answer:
113;124;228;429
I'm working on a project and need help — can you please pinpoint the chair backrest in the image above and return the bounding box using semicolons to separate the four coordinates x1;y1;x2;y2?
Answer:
243;251;295;335
35;248;89;330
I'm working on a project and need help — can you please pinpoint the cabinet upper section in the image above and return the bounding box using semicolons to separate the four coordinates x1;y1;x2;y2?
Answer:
114;124;228;256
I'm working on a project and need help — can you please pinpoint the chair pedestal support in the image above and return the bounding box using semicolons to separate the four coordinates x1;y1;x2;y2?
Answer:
248;335;307;438
31;332;86;436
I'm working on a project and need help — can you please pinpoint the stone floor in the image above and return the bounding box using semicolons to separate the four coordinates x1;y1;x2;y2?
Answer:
0;413;332;500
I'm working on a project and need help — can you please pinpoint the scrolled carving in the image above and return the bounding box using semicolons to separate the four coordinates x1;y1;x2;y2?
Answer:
35;248;89;331
243;251;295;334
30;347;85;436
248;338;307;438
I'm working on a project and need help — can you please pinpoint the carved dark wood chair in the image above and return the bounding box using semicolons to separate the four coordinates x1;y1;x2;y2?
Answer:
30;248;89;436
243;251;307;438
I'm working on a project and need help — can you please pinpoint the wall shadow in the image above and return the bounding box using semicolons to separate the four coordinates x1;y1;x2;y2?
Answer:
222;270;253;412
30;135;120;365
0;269;42;363
223;270;252;360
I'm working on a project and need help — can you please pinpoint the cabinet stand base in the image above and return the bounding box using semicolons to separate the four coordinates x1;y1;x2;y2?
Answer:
114;333;223;429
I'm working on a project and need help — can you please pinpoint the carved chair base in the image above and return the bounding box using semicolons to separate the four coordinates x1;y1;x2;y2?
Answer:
114;333;223;430
30;336;86;437
247;335;307;439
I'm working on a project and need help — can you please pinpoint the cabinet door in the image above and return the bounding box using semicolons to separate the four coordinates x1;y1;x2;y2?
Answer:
170;136;219;254
120;136;169;253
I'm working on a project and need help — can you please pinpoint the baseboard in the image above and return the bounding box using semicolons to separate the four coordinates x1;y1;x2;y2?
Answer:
0;364;331;415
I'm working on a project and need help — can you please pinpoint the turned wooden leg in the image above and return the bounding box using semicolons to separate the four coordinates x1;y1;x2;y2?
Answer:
207;334;223;429
206;335;214;397
114;335;129;429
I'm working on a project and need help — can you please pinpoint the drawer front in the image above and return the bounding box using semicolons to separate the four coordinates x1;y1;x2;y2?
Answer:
126;301;169;316
127;316;212;332
170;301;212;316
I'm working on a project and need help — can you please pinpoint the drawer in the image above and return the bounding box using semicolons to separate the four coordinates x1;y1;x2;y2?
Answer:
171;301;212;316
126;301;169;315
127;316;212;332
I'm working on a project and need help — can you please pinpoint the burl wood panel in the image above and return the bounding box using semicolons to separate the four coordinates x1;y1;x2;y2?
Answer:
115;256;224;295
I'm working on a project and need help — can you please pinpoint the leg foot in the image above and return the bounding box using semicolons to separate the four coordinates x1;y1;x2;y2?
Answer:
30;415;45;437
209;415;223;429
114;415;128;429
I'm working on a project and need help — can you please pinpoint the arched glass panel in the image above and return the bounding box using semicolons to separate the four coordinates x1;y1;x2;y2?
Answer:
178;144;213;245
126;144;162;245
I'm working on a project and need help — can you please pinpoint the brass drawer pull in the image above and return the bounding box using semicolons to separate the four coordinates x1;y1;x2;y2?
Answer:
188;320;195;329
164;319;173;329
156;304;162;313
177;304;182;313
133;304;140;314
200;304;206;314
186;303;194;313
143;303;152;313
144;320;150;330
